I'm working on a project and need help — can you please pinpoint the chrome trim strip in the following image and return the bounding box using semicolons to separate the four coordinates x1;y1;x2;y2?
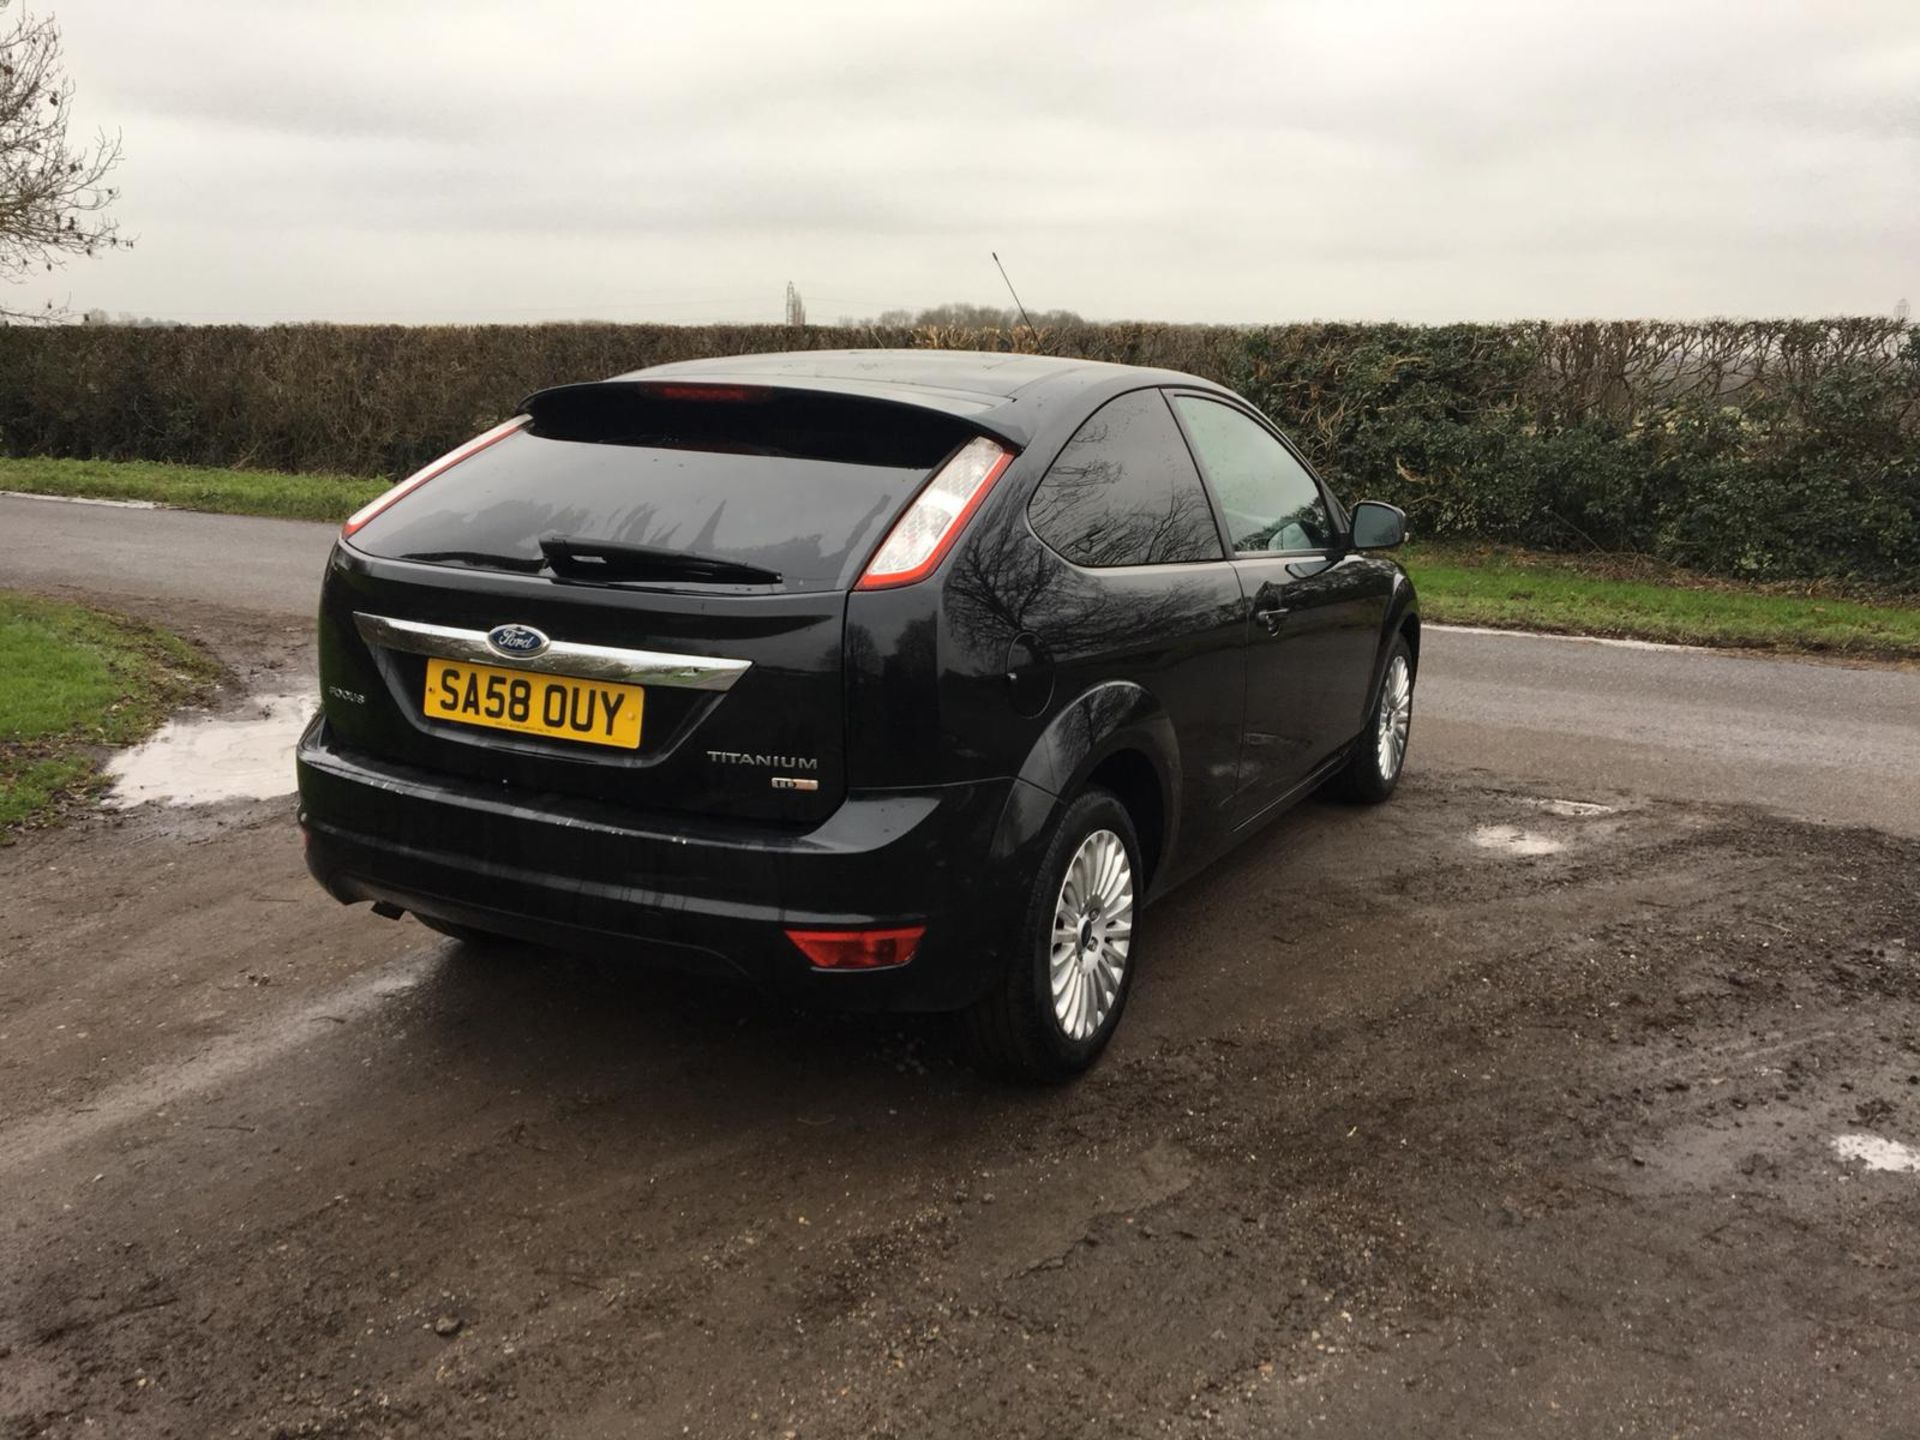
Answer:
353;613;752;692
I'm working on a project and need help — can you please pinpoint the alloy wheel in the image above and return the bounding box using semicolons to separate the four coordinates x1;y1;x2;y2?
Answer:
1375;653;1412;780
1049;828;1134;1041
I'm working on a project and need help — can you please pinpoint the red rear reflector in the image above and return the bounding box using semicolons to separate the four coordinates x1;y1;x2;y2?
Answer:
785;925;925;971
341;416;527;538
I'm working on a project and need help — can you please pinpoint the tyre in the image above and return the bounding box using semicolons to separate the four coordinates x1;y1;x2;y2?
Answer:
415;913;522;948
960;788;1142;1083
1330;634;1414;804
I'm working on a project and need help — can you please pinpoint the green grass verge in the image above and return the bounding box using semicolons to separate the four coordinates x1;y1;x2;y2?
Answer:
0;590;222;836
0;455;386;522
1406;545;1920;659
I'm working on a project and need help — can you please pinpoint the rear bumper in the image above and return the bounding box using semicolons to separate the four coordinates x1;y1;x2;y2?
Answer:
295;718;1023;1011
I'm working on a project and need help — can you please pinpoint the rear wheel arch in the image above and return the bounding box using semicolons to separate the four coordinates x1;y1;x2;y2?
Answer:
1082;748;1166;890
991;682;1180;889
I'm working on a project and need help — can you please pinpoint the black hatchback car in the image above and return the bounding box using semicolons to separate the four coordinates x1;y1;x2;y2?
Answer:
297;350;1417;1079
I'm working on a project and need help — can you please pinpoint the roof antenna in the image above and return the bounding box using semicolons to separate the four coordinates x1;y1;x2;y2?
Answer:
991;251;1039;348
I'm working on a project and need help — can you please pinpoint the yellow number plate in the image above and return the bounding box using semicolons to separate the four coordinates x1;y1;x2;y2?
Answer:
424;658;644;749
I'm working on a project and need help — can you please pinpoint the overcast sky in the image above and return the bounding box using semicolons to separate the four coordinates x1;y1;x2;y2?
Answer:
16;0;1919;325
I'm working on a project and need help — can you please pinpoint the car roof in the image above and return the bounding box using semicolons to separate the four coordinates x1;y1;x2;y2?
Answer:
606;349;1234;448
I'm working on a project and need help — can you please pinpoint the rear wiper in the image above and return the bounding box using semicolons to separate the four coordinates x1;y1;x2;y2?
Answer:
538;535;782;586
398;550;546;573
396;541;782;586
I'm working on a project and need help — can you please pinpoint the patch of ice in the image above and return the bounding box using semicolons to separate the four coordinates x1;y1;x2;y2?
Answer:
1471;824;1567;857
106;692;316;807
1831;1133;1920;1174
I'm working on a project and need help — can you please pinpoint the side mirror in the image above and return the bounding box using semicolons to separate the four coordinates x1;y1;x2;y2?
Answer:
1349;500;1406;550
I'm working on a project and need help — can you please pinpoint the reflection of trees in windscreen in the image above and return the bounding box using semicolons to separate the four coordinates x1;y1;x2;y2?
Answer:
442;492;890;589
373;495;598;562
1030;422;1221;568
596;498;870;583
1031;459;1222;567
948;523;1227;664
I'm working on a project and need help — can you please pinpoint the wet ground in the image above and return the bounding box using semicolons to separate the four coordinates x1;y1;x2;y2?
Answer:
2;538;1919;1436
2;632;1917;1438
105;689;317;809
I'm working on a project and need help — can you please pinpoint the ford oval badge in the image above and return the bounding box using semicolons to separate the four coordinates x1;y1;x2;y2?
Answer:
487;623;549;659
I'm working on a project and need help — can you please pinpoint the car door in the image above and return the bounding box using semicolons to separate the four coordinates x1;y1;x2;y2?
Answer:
1013;387;1248;876
1167;392;1387;824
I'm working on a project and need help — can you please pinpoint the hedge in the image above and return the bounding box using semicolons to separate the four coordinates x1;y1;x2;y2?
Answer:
0;319;1914;585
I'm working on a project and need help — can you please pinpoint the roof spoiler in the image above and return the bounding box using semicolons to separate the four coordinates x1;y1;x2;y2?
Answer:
520;378;1030;451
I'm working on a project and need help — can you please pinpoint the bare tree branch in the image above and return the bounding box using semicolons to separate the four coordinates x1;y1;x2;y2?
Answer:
1;0;126;322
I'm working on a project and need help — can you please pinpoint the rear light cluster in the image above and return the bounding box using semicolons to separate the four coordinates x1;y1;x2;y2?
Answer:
785;925;925;970
341;416;528;538
855;435;1013;590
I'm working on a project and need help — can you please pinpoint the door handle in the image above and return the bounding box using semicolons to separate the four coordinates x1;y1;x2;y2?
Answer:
1252;602;1289;635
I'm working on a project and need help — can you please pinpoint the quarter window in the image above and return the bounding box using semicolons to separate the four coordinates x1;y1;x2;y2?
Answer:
1170;396;1332;555
1028;390;1223;568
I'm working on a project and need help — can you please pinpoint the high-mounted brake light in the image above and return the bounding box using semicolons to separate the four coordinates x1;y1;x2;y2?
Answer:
785;925;925;971
340;416;528;538
855;435;1013;590
648;383;769;402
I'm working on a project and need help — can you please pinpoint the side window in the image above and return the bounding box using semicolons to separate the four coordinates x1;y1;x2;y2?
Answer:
1170;396;1332;555
1028;390;1224;568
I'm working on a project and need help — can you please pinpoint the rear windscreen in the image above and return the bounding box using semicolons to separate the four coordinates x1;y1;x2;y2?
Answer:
348;387;977;592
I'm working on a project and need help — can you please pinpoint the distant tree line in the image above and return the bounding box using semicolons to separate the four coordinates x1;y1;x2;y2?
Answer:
81;308;178;328
856;302;1086;330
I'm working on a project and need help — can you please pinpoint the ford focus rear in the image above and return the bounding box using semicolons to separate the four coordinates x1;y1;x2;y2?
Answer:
297;350;1419;1079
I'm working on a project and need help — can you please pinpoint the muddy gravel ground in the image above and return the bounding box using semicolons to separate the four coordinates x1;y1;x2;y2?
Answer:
3;638;1919;1438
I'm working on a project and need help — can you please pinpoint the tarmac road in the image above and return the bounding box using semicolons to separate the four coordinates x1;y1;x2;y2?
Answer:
4;490;1916;835
3;492;1919;1438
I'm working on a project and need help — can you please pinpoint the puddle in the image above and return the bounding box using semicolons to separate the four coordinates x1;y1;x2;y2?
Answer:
106;692;316;808
1471;824;1567;857
1831;1133;1920;1174
1522;797;1617;818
